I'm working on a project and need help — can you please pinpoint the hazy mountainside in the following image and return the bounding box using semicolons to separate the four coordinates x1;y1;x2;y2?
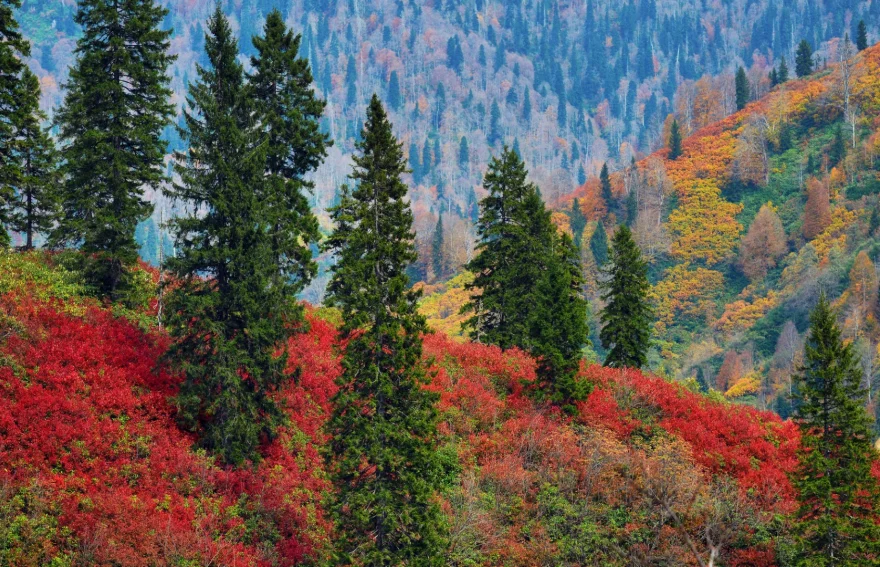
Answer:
15;0;880;298
0;250;808;566
425;37;880;423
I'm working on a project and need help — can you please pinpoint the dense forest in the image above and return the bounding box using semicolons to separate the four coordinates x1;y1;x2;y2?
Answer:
12;0;880;296
2;0;880;565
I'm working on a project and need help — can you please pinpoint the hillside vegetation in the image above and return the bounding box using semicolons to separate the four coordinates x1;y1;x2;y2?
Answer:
0;250;807;566
424;39;880;424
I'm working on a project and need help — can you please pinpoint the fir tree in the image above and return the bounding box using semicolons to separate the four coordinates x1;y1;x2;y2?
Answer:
830;124;846;166
388;69;401;109
522;86;532;121
569;198;587;249
51;0;174;299
626;188;638;226
778;56;790;83
599;225;653;368
409;142;422;182
668;119;683;160
463;146;555;350
528;232;589;408
789;294;880;564
796;39;814;77
0;0;29;247
856;20;868;52
600;162;613;204
432;212;445;280
489;100;502;146
769;67;779;87
590;221;609;266
735;66;750;110
323;95;446;565
164;7;287;465
458;135;469;169
249;9;329;304
7;68;59;249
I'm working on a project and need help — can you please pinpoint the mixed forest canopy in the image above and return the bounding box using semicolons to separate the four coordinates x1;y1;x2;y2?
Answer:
2;0;880;565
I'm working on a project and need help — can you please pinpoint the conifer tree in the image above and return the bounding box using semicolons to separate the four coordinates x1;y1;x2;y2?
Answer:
458;135;469;168
462;147;554;350
789;294;880;564
569;198;587;249
735;66;750;110
165;7;286;465
769;67;779;87
249;9;329;305
796;40;814;77
856;20;868;52
599;225;653;368
0;0;29;247
432;212;445;280
8;68;59;249
590;221;609;266
528;232;589;408
778;56;790;83
323;95;446;565
668;119;683;160
600;162;613;204
489;100;502;145
51;0;174;299
388;69;401;109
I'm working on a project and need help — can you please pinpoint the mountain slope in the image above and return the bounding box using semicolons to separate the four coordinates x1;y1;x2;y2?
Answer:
15;0;880;294
0;250;807;566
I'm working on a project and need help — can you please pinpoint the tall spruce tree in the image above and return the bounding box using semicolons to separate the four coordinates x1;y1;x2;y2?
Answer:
323;95;446;565
590;221;609;266
8;68;59;249
856;20;868;52
778;56;790;83
569;198;587;249
0;0;28;247
668;119;683;160
600;162;613;204
528;232;589;407
432;212;445;281
249;9;329;305
165;7;286;465
51;0;174;298
735;66;750;110
599;225;653;368
789;294;880;564
796;40;814;77
462;146;554;350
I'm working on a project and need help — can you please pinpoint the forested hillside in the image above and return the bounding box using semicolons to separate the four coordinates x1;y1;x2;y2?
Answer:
14;0;880;297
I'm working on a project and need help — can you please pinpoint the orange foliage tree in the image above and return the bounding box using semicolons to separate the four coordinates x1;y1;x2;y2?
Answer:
739;203;787;281
802;177;831;240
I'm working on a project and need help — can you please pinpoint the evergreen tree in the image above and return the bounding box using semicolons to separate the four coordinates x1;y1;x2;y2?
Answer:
856;20;868;52
421;137;433;177
789;294;880;564
769;67;779;87
0;0;29;247
386;69;402;109
323;95;446;565
489;100;502;145
458;135;469;169
432;212;445;280
165;7;287;465
522;87;531;121
796;39;814;77
462;147;554;350
668;119;683;160
778;56;790;83
830;124;847;166
590;221;609;266
600;162;613;204
7;68;59;249
569;198;587;249
695;367;710;393
599;225;653;368
51;0;174;299
249;9;329;305
528;232;589;408
409;141;422;182
735;66;750;110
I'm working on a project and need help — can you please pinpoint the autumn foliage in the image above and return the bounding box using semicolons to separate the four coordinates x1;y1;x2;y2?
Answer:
0;251;812;565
